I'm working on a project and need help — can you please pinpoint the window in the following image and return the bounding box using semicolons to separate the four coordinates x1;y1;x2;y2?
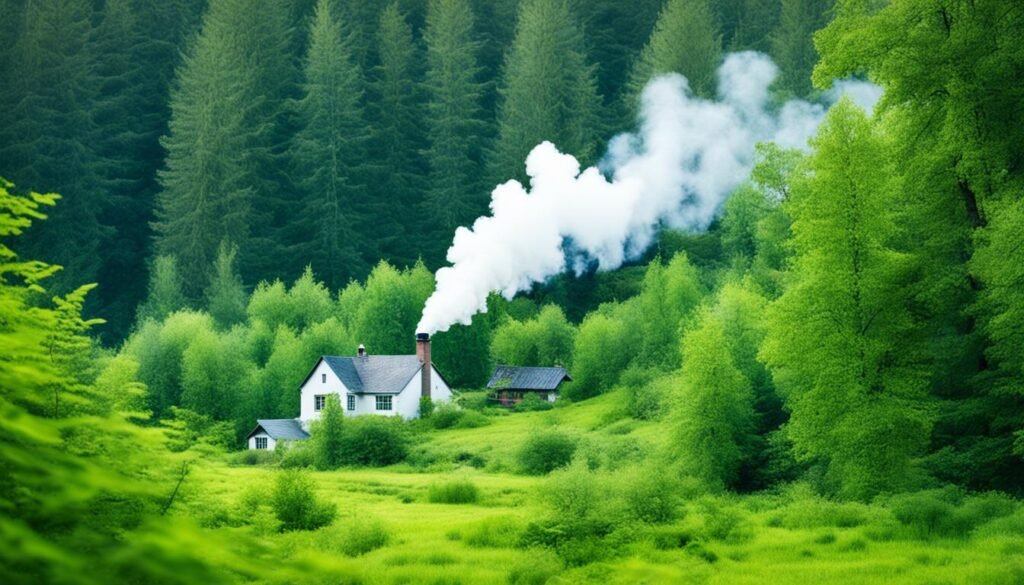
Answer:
375;395;393;411
322;373;327;383
255;437;268;450
314;395;327;411
347;395;356;411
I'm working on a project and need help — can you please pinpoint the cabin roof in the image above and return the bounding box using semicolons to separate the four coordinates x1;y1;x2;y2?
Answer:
317;355;425;395
249;419;309;440
486;365;572;391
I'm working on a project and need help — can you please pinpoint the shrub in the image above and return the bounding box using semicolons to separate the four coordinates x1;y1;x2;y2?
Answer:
431;402;464;429
514;393;554;412
419;396;435;418
464;516;522;548
458;391;491;411
517;429;577;475
428;479;480;504
557;535;609;567
546;460;602;519
453;451;486;468
888;491;958;539
620;468;681;524
453;410;490;428
340;518;391;556
341;416;408;466
507;548;562;585
228;449;278;466
278;439;316;469
270;470;336;531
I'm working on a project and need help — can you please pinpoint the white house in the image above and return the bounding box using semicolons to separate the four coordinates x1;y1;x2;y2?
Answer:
247;333;452;450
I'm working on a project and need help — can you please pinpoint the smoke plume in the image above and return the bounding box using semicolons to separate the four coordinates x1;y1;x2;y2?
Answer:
417;52;881;335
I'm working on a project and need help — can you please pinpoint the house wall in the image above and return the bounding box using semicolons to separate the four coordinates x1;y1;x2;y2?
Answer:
248;431;276;450
299;359;351;425
392;366;453;420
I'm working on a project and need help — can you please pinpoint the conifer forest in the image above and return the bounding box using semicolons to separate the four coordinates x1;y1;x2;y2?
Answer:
1;0;1023;583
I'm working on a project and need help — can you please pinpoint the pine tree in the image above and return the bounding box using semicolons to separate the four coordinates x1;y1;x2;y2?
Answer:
421;0;489;267
0;0;104;294
366;2;426;268
490;0;604;186
626;0;722;105
759;101;934;499
206;241;248;330
770;0;832;97
136;256;187;324
290;0;370;290
314;394;345;469
154;0;297;299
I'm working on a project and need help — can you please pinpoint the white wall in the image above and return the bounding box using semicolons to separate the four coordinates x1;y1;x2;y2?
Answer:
392;365;453;420
248;431;276;451
299;359;350;425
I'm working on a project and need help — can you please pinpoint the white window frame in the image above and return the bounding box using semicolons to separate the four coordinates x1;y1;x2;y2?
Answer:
375;395;393;411
314;394;327;411
255;436;268;450
347;395;356;411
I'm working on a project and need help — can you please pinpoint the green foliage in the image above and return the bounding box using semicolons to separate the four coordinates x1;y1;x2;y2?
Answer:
137;255;188;325
271;470;337;531
340;416;409;466
291;0;370;289
313;394;345;470
338;518;391;556
514;393;554;412
638;254;704;369
490;0;603;184
627;0;722;102
354;261;434;354
672;311;757;490
518;429;577;475
492;305;576;367
419;396;435;419
759;101;935;500
570;307;634;399
770;0;832;97
428;479;480;504
205;242;248;330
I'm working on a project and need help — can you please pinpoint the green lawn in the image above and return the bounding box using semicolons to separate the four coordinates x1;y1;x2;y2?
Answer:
177;395;1024;584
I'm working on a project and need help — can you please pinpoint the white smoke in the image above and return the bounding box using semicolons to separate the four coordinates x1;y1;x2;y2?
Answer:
417;52;880;335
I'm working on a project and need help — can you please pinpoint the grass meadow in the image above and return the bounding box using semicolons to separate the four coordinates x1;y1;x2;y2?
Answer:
177;392;1024;584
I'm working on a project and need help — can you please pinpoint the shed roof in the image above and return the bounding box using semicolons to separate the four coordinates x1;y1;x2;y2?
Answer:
249;419;309;440
320;355;425;394
487;365;572;391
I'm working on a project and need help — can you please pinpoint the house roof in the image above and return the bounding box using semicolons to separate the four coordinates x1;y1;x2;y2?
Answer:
320;355;426;394
487;365;572;391
249;419;309;440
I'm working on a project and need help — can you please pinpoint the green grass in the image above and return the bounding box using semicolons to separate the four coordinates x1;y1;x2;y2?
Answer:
175;394;1024;584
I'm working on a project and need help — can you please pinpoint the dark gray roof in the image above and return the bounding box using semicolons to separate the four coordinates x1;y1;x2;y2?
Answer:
322;355;424;394
250;419;309;440
487;366;572;391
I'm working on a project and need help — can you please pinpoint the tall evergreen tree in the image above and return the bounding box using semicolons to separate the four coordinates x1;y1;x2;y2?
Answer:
136;256;187;325
205;241;248;330
154;0;297;299
770;0;832;97
366;2;426;268
421;0;489;267
0;0;104;294
759;101;935;499
489;0;604;186
290;0;370;289
626;0;722;105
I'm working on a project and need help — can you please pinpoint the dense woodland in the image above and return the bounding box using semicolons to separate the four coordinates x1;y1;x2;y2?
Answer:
2;0;1024;583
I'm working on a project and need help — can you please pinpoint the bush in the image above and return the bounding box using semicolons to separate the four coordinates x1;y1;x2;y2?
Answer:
546;460;602;518
278;439;316;469
270;470;336;531
228;449;277;466
419;396;435;418
620;468;681;524
431;402;464;429
463;516;522;548
428;479;480;504
341;416;408;466
458;391;491;411
517;429;577;475
514;393;554;412
453;410;490;428
340;518;391;556
507;548;562;585
888;489;1018;539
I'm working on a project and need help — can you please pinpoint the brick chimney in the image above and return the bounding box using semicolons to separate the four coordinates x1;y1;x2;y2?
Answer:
415;333;431;399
